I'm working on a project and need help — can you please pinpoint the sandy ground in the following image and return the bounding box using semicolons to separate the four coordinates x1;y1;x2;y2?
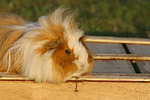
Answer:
0;81;150;100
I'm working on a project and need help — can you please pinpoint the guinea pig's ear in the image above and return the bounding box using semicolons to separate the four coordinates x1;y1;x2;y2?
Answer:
79;35;86;41
44;39;62;50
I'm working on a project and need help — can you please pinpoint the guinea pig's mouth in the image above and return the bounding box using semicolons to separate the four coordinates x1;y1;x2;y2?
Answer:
63;61;94;82
80;64;85;67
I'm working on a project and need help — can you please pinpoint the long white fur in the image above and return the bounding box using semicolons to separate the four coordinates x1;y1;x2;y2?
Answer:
3;7;90;82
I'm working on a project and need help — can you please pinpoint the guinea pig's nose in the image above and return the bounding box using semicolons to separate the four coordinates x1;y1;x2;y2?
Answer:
81;64;84;67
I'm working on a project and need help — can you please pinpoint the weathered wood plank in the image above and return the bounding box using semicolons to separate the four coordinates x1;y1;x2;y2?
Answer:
86;42;126;54
127;44;150;74
92;60;135;73
86;43;135;73
85;36;150;44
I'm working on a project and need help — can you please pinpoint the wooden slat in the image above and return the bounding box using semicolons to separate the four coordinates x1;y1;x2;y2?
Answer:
92;60;134;73
85;36;150;44
70;73;150;82
86;42;126;54
1;73;150;82
127;44;150;74
93;54;150;61
86;43;135;73
0;75;33;81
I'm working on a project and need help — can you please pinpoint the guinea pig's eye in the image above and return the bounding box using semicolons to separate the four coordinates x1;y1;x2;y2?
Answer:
65;50;71;54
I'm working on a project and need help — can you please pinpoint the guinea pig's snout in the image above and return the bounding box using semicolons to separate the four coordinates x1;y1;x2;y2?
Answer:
80;64;84;67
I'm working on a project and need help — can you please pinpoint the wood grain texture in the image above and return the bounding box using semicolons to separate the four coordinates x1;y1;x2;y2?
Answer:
86;42;135;73
0;81;150;100
127;44;150;74
92;60;134;73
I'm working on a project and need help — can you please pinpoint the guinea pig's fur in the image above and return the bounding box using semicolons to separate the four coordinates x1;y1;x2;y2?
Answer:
0;7;94;83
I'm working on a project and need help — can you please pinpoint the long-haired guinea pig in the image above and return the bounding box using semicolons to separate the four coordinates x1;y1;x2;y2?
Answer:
0;7;94;83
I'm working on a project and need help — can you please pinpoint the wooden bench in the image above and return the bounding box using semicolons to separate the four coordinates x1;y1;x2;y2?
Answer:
1;36;150;100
